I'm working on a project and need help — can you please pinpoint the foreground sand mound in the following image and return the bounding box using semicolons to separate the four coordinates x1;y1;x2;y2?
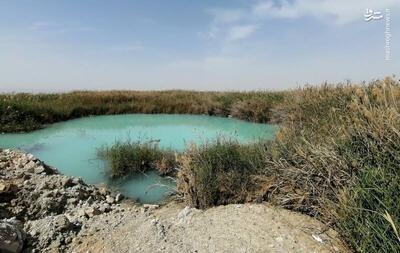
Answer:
71;202;348;253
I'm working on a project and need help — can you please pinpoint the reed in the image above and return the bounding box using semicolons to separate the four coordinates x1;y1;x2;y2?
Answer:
176;77;400;252
97;140;177;178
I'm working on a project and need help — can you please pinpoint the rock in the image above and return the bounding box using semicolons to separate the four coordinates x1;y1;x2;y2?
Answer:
0;181;17;193
53;215;71;231
0;218;25;253
72;177;84;185
0;150;125;252
0;181;7;192
115;193;124;202
99;203;111;213
86;196;94;205
177;206;194;222
61;177;73;188
34;166;46;174
143;204;159;211
77;209;87;217
85;207;101;218
105;195;115;204
25;161;37;172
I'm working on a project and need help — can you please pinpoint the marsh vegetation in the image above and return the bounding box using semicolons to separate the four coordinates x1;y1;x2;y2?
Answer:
0;90;284;133
1;77;399;252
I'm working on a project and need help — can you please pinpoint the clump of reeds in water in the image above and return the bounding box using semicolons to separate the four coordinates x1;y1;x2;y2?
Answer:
98;139;177;178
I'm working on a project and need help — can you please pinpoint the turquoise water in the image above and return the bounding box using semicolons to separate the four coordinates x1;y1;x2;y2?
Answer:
0;114;278;203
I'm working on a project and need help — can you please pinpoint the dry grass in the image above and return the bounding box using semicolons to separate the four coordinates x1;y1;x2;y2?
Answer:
175;77;400;252
177;138;267;209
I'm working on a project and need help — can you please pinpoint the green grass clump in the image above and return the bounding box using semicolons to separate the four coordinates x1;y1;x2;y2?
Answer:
177;138;267;209
98;140;177;177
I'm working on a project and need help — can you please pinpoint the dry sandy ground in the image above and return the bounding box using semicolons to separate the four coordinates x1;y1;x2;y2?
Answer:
70;202;348;253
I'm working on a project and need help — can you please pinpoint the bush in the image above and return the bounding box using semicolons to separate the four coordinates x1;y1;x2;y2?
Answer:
264;78;400;252
177;138;267;209
176;77;400;252
333;81;400;252
98;140;177;178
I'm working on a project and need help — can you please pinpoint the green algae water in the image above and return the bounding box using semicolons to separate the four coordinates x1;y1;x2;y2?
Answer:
0;114;278;203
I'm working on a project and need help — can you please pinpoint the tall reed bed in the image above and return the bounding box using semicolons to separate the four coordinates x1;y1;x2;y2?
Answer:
176;77;400;252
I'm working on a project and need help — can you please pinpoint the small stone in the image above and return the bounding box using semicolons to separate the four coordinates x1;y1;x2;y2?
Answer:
115;193;124;202
85;207;101;218
72;177;83;185
86;196;94;205
25;161;36;172
26;154;35;160
54;215;71;231
99;203;111;213
30;230;38;237
0;182;17;193
177;206;193;222
65;237;72;244
143;204;159;210
61;177;73;188
77;209;86;217
105;195;115;204
0;182;7;192
34;166;46;174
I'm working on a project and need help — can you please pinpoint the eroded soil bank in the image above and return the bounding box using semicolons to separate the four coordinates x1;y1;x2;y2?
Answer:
0;149;347;253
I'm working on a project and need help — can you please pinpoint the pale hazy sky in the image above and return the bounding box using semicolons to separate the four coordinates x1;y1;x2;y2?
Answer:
0;0;399;92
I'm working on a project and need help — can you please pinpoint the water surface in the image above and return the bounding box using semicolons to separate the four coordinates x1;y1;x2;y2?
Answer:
0;114;278;203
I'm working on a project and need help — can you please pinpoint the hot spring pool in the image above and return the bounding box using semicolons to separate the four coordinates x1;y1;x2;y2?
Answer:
0;114;278;203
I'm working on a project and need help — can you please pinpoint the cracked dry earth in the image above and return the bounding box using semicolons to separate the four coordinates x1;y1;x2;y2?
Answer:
71;202;348;253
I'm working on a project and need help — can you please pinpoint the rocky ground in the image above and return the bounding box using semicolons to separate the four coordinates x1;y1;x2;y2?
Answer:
0;149;348;253
0;149;125;252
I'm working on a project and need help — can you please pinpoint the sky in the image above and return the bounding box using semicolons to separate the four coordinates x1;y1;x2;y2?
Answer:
0;0;399;92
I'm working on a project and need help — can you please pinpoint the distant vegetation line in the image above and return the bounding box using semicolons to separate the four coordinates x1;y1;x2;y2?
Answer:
0;90;285;133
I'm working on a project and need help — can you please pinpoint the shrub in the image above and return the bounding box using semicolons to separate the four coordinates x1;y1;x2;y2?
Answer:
333;80;400;252
98;140;177;178
177;138;267;209
264;77;400;252
176;77;400;252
